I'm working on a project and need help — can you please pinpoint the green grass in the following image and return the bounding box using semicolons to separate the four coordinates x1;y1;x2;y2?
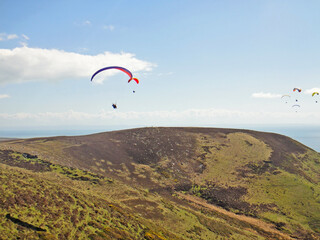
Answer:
189;131;320;237
246;170;320;234
8;151;113;184
0;164;162;240
193;132;272;186
0;159;286;240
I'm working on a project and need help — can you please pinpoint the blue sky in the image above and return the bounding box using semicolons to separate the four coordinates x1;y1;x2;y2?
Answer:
0;0;320;130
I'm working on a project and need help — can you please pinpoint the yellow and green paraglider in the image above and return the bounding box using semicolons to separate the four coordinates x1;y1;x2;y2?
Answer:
312;92;319;103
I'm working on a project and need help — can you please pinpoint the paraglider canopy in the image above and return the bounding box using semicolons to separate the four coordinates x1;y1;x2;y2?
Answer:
293;88;302;92
281;95;290;103
90;66;139;84
292;104;300;112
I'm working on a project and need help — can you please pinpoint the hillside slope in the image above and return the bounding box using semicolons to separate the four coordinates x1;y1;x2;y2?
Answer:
0;127;319;239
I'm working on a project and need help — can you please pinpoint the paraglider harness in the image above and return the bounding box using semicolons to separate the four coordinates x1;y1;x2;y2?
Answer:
112;103;117;109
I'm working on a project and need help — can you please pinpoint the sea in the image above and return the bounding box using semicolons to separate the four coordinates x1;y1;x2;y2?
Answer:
0;125;319;152
248;125;320;152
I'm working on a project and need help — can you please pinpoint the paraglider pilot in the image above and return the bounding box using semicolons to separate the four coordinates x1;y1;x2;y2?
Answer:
112;103;117;109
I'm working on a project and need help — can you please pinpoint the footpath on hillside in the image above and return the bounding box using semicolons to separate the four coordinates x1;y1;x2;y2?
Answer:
177;193;293;240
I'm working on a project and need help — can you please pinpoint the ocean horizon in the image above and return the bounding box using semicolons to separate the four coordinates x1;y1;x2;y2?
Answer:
0;125;319;152
248;125;320;153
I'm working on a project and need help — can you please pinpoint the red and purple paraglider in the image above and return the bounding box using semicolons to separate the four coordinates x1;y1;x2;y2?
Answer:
90;66;139;109
90;66;139;84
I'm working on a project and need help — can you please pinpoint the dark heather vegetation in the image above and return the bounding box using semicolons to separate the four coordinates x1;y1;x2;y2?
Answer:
0;127;319;239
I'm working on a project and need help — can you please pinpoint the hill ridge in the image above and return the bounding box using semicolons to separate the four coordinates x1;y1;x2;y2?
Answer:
0;127;319;239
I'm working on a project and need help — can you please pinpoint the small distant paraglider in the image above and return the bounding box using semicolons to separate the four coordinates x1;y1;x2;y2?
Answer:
90;66;140;109
293;88;302;102
292;104;300;112
128;76;139;94
281;95;291;104
312;92;319;103
279;87;320;113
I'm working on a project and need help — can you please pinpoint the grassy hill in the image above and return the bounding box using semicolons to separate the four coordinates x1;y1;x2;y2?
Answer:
0;127;319;239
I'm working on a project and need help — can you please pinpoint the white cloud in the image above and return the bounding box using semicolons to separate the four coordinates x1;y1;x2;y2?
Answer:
0;94;9;99
103;25;115;31
252;92;281;99
7;34;18;40
0;33;29;47
21;34;30;40
305;88;320;95
0;33;18;41
0;46;155;84
19;41;28;47
74;20;91;27
0;108;319;127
